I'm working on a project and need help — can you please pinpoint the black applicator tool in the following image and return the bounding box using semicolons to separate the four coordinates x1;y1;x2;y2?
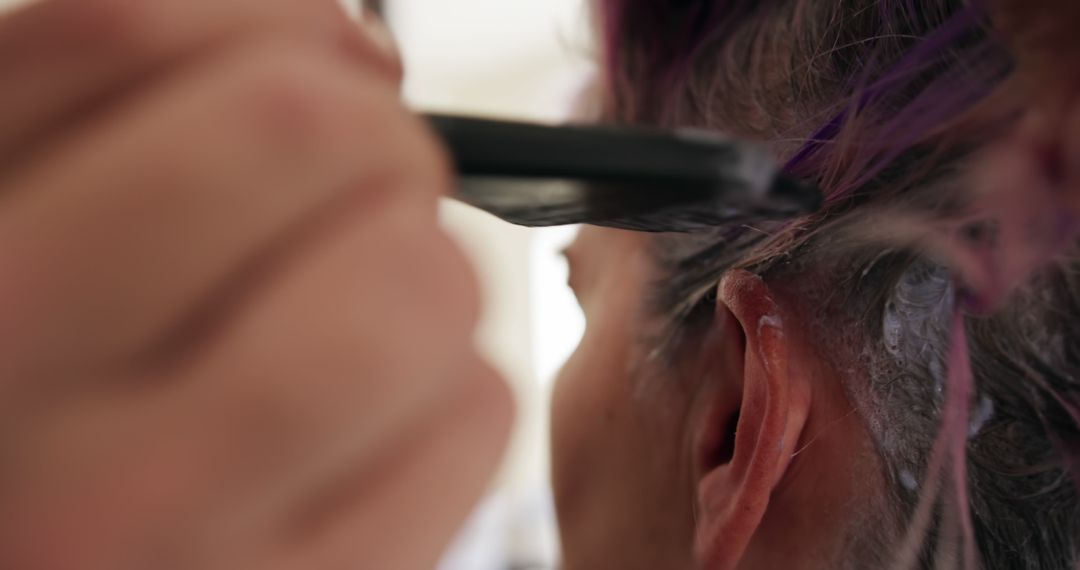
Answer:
428;114;821;232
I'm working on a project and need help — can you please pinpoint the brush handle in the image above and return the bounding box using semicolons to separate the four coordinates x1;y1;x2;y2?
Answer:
426;113;820;231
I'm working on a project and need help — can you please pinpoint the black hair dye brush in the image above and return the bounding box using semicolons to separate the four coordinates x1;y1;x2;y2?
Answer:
427;114;822;232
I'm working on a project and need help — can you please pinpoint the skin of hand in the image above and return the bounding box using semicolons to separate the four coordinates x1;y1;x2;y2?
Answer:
0;1;514;569
966;91;1080;306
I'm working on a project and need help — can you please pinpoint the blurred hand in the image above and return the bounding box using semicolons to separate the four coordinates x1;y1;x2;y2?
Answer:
0;1;512;569
1036;93;1080;213
964;86;1080;307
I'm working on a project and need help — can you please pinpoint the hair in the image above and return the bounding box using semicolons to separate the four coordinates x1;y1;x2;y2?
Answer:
596;1;1080;568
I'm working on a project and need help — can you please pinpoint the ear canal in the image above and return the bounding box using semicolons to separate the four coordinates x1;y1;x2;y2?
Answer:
704;411;738;469
693;302;745;478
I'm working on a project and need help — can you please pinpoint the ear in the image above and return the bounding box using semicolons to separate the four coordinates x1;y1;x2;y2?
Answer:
692;270;812;569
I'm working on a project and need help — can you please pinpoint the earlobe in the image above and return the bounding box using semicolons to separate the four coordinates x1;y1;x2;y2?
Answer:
693;270;812;570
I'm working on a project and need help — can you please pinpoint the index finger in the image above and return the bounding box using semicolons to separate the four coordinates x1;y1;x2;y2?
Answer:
0;0;400;163
0;41;443;374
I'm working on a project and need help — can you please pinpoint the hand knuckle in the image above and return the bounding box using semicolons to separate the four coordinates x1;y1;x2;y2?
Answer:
235;47;447;198
467;361;516;429
440;360;516;453
367;116;453;200
410;128;455;192
235;48;351;154
418;231;483;332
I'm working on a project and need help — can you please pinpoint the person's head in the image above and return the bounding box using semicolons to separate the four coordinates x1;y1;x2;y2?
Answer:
551;1;1080;569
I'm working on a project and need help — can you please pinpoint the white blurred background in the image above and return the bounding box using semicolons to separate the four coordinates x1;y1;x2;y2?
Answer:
379;1;594;568
0;0;594;567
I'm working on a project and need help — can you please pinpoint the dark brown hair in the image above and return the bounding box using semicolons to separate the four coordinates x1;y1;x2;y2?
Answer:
598;0;1080;567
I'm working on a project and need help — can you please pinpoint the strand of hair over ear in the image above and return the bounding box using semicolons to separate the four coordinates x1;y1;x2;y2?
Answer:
903;3;1080;566
823;2;1080;567
888;312;976;570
